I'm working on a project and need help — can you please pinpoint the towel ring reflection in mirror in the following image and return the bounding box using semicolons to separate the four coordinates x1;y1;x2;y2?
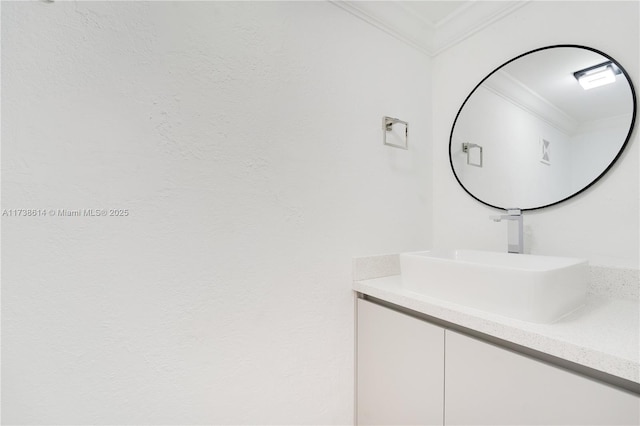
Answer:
462;142;483;167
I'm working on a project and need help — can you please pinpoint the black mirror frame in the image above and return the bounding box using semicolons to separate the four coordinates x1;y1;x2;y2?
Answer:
449;44;637;212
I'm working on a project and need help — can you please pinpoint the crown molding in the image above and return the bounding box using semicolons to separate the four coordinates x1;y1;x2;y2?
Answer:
330;0;531;57
432;1;530;55
329;0;434;55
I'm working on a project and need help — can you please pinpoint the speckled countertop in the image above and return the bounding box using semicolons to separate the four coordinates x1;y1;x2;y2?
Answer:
353;254;640;385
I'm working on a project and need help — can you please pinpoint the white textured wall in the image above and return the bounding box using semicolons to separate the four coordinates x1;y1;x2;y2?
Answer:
1;2;432;424
432;1;639;267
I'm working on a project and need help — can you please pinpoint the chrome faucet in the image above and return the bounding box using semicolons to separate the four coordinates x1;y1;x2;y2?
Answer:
490;208;523;254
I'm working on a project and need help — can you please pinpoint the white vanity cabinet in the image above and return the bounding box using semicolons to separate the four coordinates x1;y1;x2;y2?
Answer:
356;298;640;426
445;330;640;426
356;298;444;426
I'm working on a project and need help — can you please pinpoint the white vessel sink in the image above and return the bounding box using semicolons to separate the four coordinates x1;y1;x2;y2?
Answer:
399;250;588;323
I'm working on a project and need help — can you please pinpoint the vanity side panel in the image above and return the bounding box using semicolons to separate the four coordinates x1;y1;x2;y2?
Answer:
357;299;444;426
445;330;640;425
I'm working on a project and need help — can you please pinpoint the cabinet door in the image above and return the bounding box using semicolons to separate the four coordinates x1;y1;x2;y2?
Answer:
357;299;444;426
445;330;640;425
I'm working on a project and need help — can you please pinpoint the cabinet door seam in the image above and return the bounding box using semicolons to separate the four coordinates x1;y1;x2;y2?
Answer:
443;330;447;426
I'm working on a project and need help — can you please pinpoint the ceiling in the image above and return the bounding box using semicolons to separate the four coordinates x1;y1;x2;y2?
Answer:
395;1;472;28
331;1;530;56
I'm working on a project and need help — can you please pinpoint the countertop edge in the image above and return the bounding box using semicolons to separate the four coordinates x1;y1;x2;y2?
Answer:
353;276;640;386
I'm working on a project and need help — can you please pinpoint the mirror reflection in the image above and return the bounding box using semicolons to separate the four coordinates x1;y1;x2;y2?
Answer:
450;45;636;210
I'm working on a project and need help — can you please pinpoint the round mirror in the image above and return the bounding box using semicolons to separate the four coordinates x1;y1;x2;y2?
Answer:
449;45;636;211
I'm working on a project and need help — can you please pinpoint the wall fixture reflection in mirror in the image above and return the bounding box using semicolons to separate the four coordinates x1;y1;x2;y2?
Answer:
449;45;637;211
